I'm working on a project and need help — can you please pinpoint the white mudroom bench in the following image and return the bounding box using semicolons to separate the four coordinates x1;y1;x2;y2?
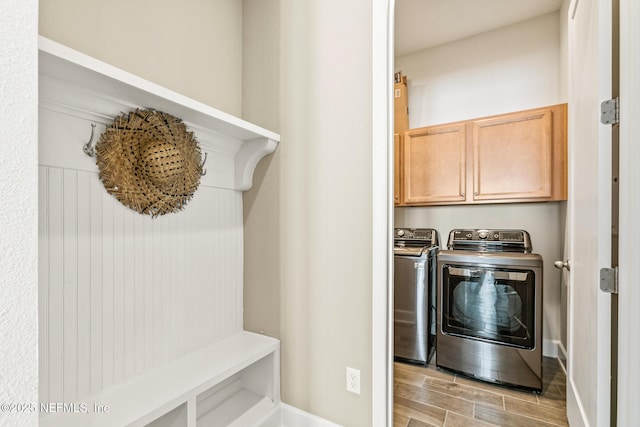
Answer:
40;331;280;427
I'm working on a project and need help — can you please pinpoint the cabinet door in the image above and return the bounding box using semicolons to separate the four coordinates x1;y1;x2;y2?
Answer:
403;123;467;204
472;106;560;201
394;133;402;205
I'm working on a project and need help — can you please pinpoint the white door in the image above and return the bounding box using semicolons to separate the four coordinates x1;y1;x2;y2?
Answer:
565;0;613;425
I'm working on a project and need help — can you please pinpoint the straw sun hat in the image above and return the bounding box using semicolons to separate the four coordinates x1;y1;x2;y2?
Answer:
95;109;203;217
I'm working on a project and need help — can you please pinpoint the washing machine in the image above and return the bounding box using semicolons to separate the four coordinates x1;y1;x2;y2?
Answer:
394;228;439;365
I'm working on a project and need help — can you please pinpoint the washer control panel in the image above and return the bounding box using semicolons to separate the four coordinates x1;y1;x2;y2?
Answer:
394;228;439;248
395;228;433;240
448;229;532;252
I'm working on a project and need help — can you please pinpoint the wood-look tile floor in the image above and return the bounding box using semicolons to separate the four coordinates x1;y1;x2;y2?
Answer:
393;357;568;427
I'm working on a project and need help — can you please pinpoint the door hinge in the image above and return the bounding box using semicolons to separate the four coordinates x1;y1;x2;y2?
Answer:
601;97;619;125
599;266;619;294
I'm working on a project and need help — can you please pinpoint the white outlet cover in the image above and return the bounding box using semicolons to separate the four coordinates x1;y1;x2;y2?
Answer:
346;367;361;394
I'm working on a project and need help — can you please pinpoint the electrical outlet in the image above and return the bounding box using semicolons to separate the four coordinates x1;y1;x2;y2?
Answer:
346;367;361;394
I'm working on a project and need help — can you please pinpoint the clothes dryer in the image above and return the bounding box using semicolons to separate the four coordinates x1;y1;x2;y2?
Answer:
437;229;543;392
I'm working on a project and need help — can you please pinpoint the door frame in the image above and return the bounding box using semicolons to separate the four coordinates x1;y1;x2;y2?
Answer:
371;0;395;426
617;0;640;424
373;0;640;425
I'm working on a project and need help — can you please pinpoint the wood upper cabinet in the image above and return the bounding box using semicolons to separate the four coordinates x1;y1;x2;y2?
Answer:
397;103;567;206
472;104;567;202
402;122;467;204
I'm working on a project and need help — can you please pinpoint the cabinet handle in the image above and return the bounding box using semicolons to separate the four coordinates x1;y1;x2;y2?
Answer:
474;191;478;196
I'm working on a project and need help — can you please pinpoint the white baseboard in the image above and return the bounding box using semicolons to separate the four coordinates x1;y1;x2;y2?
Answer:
543;339;568;376
260;403;343;427
543;338;559;358
557;341;567;374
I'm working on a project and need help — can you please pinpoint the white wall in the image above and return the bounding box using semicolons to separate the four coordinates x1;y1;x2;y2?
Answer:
394;12;567;350
0;1;39;426
396;12;563;128
39;0;243;117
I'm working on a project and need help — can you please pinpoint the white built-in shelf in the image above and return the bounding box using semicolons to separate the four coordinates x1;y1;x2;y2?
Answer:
39;331;280;427
38;36;280;191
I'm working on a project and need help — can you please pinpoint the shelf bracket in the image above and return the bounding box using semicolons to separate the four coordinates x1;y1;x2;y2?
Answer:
235;137;279;191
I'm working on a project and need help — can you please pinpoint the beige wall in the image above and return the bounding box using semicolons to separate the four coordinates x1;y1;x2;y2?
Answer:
279;1;374;422
242;0;281;341
39;0;243;116
244;0;374;425
242;0;280;132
